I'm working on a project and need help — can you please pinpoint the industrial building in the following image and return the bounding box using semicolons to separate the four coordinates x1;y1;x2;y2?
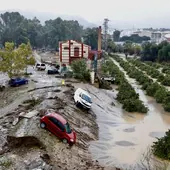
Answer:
58;26;102;66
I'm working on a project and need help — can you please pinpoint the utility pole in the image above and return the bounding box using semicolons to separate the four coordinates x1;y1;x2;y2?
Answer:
103;18;109;51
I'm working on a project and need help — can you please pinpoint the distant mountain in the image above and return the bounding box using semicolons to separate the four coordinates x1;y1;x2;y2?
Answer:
0;9;97;28
1;9;170;30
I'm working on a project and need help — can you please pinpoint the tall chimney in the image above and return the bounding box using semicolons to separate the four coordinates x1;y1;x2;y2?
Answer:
98;26;102;52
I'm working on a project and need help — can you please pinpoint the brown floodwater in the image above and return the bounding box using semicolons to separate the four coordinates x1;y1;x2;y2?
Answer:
82;58;170;169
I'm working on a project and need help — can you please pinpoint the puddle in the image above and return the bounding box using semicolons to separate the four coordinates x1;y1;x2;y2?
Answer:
115;141;136;146
149;131;165;138
123;127;135;132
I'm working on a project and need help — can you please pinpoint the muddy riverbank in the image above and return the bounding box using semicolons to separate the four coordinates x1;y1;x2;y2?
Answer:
84;57;170;170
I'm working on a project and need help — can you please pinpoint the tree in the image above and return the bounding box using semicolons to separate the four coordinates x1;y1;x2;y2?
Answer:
17;42;35;73
0;12;84;49
158;44;170;62
0;42;34;78
120;34;150;43
113;30;120;42
0;12;28;46
123;41;133;56
133;44;142;55
83;27;98;50
71;59;90;81
141;42;158;61
107;39;116;52
152;129;170;160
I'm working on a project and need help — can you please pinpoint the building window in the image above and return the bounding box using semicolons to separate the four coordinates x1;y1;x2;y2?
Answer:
84;51;86;53
74;47;79;57
64;47;69;50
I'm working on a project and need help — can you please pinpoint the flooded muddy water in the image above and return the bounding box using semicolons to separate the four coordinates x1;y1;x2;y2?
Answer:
0;63;61;117
75;65;170;169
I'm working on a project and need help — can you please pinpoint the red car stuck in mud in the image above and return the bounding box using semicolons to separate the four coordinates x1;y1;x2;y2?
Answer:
40;112;76;145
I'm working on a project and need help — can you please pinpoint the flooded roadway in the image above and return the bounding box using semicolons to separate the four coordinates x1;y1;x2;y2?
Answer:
82;58;170;169
1;52;170;169
0;52;61;116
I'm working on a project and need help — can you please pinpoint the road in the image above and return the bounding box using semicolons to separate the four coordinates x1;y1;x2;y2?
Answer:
0;52;61;116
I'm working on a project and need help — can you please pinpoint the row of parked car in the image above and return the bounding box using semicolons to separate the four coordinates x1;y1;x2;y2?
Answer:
35;63;60;74
40;88;92;146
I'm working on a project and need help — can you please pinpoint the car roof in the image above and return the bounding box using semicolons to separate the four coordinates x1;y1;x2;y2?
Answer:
76;88;91;98
47;112;67;124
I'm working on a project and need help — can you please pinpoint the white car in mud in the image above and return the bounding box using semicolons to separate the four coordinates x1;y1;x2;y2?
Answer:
74;88;92;110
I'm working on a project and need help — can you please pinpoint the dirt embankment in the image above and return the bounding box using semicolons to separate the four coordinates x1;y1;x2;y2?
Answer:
0;83;111;170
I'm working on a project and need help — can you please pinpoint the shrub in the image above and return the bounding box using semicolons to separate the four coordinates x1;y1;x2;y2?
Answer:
71;59;90;81
154;87;167;103
103;56;148;113
161;76;170;86
163;92;170;112
123;99;148;113
158;74;165;82
142;82;150;90
152;130;170;160
146;82;160;96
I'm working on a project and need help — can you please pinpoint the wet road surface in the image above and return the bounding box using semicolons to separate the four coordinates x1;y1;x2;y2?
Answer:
0;52;62;116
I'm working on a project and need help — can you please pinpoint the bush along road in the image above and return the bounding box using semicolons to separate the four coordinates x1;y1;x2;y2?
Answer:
127;58;170;87
112;55;170;112
101;58;148;113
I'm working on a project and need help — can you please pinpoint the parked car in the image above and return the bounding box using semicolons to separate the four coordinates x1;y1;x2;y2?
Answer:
35;63;41;69
36;63;46;71
40;111;76;146
47;68;60;74
101;76;115;84
74;88;92;110
9;78;28;87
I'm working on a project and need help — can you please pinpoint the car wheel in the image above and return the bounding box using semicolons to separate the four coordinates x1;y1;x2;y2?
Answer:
62;139;68;144
86;108;90;111
40;122;46;129
74;99;76;105
76;101;80;107
69;142;74;147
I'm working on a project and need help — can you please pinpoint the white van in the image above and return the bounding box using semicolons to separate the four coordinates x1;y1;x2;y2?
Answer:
36;63;46;71
74;88;92;110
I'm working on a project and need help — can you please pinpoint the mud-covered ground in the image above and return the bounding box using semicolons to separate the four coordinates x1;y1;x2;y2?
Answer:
0;51;118;170
39;51;57;64
0;80;117;170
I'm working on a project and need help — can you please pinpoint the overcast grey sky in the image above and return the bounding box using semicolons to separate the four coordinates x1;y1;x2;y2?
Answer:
0;0;170;28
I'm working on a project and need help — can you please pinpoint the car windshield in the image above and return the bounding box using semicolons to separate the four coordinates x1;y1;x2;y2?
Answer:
81;94;92;103
41;64;45;66
64;122;72;134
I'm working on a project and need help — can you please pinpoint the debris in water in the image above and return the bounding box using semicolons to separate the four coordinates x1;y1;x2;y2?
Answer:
123;127;135;133
115;141;136;146
12;117;19;126
19;110;38;119
149;132;165;138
